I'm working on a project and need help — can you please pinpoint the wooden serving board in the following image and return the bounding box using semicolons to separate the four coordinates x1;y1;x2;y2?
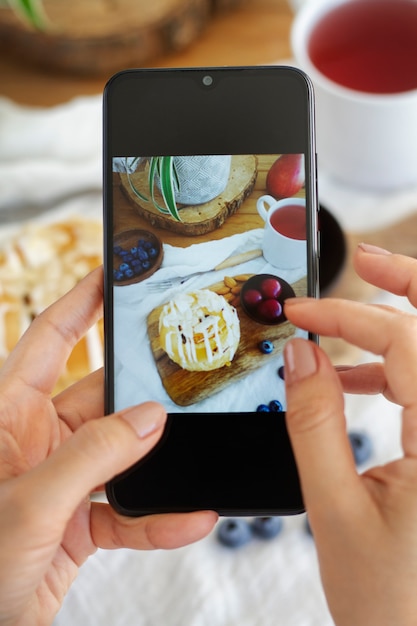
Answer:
0;0;215;75
147;275;307;406
119;155;258;236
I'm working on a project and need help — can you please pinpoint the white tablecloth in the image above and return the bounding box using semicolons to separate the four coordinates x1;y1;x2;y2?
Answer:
0;93;416;626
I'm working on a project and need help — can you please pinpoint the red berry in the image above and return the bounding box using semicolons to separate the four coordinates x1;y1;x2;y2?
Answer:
243;289;263;307
260;278;282;299
257;299;282;321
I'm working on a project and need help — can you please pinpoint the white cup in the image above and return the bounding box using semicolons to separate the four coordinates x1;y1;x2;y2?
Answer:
257;195;306;269
291;0;417;190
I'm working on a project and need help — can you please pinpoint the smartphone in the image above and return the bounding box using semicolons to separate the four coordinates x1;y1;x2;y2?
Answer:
104;67;319;517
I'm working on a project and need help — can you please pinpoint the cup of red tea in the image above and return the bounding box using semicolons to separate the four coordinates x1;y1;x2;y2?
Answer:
257;195;306;269
291;0;417;190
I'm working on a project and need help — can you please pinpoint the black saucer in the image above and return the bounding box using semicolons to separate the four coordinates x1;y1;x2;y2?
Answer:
318;204;347;294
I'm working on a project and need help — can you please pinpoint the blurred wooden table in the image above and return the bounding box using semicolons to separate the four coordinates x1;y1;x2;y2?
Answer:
0;0;294;107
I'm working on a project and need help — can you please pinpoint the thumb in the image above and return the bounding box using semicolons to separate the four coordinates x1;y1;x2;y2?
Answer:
17;401;167;522
284;338;359;512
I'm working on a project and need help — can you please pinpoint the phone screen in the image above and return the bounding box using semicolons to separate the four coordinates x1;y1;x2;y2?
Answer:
104;68;318;516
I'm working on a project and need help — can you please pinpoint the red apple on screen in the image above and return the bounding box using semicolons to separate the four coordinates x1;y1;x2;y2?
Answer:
266;154;305;199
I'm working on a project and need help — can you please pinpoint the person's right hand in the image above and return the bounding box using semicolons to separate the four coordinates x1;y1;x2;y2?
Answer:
283;244;417;626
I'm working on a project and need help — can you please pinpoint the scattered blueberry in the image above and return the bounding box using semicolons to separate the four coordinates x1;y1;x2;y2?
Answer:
257;404;270;412
252;516;283;539
269;399;283;412
348;430;373;465
259;340;274;354
217;518;252;548
278;365;285;380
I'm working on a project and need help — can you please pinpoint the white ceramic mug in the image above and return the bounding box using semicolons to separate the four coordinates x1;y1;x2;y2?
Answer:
291;0;417;190
257;195;306;269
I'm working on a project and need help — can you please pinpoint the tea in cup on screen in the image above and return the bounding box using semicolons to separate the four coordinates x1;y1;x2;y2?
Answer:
291;0;417;190
257;196;306;269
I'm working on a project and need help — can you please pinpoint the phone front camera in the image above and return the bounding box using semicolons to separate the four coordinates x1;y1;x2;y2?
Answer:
202;75;213;87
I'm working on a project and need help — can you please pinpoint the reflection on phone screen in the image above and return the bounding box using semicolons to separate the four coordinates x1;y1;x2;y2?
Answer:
111;153;308;414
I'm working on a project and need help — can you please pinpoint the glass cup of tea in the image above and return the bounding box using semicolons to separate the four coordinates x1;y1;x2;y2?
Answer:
257;195;306;269
291;0;417;190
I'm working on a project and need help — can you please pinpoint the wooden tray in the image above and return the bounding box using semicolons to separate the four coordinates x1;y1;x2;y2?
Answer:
0;0;228;75
119;155;258;236
147;274;307;406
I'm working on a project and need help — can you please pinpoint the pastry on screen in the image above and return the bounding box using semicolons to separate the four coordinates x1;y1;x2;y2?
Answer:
0;218;103;392
158;289;240;372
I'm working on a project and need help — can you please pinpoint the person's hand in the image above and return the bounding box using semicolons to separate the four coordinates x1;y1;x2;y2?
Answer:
0;267;217;626
283;243;417;626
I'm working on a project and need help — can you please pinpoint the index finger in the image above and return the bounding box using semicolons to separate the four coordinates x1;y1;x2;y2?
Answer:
354;245;417;308
0;267;103;395
285;297;417;457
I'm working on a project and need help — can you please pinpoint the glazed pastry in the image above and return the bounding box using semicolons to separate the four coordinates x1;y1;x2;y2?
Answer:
0;219;103;391
159;289;240;372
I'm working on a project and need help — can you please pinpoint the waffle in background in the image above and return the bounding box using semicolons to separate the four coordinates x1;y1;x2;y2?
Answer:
0;218;103;393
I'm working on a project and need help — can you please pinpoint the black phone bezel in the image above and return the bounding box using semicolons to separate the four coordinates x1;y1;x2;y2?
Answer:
103;66;318;517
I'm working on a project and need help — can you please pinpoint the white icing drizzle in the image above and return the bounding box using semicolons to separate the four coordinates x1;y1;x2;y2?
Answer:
159;289;240;371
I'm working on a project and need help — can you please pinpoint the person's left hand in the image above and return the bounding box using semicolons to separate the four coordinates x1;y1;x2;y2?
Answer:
0;267;217;626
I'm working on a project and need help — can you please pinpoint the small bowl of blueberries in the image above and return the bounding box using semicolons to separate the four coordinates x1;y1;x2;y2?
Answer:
113;229;163;285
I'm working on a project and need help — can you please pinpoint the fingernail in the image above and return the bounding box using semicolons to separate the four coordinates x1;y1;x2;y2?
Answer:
335;365;353;372
358;242;391;256
120;402;166;439
284;338;318;384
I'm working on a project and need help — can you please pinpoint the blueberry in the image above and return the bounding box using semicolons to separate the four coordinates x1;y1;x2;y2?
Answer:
130;246;138;256
257;404;270;412
217;518;252;548
113;270;124;281
348;430;373;465
119;262;130;272
137;248;149;262
269;399;283;412
148;247;158;258
252;516;283;539
113;245;123;255
124;268;134;278
278;365;285;380
143;240;153;250
142;260;151;270
259;340;274;354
